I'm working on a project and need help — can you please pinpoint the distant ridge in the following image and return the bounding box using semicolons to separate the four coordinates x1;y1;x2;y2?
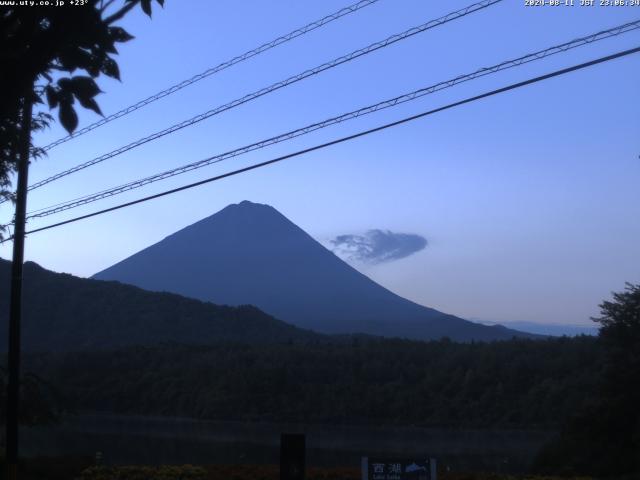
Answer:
94;201;535;342
478;320;597;337
0;258;321;351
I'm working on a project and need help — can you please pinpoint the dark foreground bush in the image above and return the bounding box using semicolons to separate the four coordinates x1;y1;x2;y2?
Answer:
78;465;594;480
0;455;93;480
77;465;207;480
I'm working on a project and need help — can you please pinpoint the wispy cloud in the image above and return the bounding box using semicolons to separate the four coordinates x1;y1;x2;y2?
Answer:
331;229;427;264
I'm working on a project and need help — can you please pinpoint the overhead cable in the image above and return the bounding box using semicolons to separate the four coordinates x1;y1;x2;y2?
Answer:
24;0;504;194
2;44;636;243
41;0;383;151
25;19;640;220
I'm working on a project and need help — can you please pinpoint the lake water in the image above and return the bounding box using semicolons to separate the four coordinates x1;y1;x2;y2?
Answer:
21;413;555;473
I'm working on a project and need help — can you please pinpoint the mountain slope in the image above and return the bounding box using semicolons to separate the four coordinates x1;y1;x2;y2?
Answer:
93;201;532;341
0;258;321;351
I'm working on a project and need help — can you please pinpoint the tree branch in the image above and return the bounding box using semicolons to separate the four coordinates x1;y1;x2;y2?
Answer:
100;0;118;14
104;0;140;25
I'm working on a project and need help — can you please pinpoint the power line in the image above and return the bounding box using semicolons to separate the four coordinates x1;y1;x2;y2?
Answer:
24;0;504;194
24;19;640;220
3;44;636;243
41;0;382;152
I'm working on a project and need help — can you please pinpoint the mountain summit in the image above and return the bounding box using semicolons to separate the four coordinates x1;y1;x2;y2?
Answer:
93;201;530;341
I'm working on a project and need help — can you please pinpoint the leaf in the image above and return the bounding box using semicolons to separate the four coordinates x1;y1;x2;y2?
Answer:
141;0;152;17
58;47;97;75
87;61;101;78
103;42;118;55
156;0;164;6
70;76;102;98
109;26;135;43
59;101;78;133
77;96;103;117
32;112;53;132
57;77;72;89
100;58;120;80
44;85;59;108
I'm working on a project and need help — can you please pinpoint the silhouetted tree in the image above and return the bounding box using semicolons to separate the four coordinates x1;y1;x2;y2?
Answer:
0;0;164;236
592;283;640;475
535;283;640;477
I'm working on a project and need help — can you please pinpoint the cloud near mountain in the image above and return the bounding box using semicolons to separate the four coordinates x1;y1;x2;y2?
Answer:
331;229;427;264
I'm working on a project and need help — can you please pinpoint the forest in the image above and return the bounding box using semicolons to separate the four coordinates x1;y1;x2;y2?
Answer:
21;335;600;429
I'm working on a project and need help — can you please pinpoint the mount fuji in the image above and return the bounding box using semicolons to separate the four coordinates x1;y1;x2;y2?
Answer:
93;201;533;341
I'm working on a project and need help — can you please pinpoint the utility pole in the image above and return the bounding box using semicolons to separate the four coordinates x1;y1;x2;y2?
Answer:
6;91;33;480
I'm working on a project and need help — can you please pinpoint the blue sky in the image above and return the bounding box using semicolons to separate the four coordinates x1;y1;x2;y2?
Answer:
1;0;639;326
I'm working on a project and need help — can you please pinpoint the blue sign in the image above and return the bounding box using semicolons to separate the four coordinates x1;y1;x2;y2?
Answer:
362;458;436;480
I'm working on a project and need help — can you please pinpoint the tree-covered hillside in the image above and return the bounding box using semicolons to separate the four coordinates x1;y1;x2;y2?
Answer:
25;336;600;429
0;259;321;351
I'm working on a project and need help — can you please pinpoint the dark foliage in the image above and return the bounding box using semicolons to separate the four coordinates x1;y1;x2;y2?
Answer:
23;336;601;429
534;283;640;478
0;0;163;232
0;455;93;480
